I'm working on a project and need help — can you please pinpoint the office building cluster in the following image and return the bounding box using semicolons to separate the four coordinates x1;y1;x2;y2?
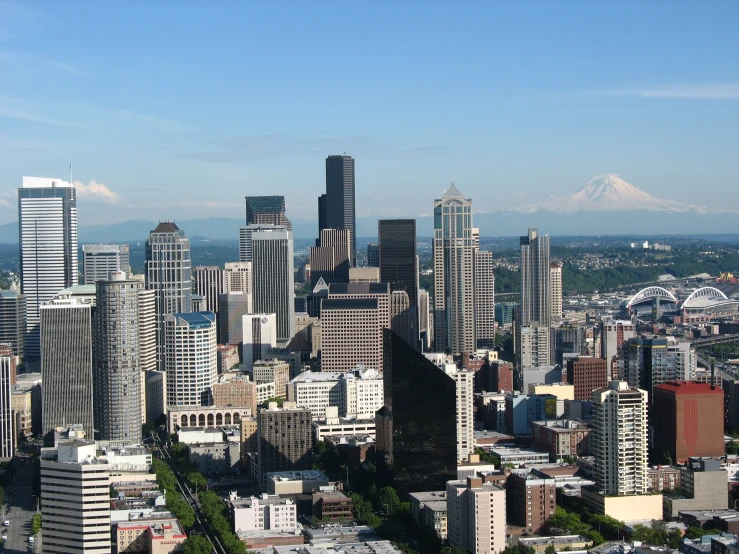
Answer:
3;158;739;554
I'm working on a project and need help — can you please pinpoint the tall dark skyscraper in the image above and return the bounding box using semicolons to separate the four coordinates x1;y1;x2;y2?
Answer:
317;193;327;236
379;219;418;308
323;155;356;267
376;329;457;492
246;195;291;230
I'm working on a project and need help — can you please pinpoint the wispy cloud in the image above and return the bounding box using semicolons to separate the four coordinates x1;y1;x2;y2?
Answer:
0;198;9;207
0;94;91;129
74;180;120;204
595;83;739;100
185;134;448;163
0;50;83;75
169;201;238;209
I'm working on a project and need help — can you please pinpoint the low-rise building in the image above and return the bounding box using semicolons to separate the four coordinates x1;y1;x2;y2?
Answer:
489;445;551;466
114;515;187;554
531;419;592;462
312;489;354;522
527;382;576;401
517;535;593;553
409;490;448;539
311;407;376;441
664;458;729;519
217;344;240;373
648;466;681;492
168;406;251;433
324;434;376;467
228;492;297;532
254;359;290;399
265;470;329;495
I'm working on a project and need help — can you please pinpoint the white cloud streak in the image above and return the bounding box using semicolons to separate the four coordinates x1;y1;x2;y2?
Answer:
74;180;120;204
599;84;739;100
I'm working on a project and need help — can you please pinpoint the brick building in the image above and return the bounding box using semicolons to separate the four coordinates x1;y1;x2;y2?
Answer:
567;356;607;400
506;473;556;533
652;381;724;464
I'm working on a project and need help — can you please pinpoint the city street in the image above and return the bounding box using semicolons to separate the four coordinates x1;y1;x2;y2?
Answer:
3;460;37;554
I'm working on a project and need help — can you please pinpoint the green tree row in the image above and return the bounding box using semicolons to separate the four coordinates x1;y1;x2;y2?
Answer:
198;489;251;554
151;458;196;530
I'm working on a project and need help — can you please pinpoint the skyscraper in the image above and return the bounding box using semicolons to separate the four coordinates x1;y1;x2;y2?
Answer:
40;297;94;443
164;312;217;407
18;176;78;359
309;228;351;287
433;185;475;354
323;155;356;267
93;273;149;444
82;244;130;284
0;347;16;459
245;195;291;230
224;261;252;295
257;402;312;482
550;262;563;320
379;219;418;307
193;265;225;313
474;249;495;349
218;293;252;347
145;222;192;367
366;243;379;268
0;290;26;359
246;225;295;342
376;329;457;492
592;381;648;496
518;228;551;368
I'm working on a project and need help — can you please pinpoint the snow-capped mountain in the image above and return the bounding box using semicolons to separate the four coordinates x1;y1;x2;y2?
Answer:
514;174;712;214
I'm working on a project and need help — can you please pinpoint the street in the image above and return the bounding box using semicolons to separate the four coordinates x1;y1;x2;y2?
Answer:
3;460;37;554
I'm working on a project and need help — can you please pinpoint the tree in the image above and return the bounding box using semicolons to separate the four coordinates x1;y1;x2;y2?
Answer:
31;514;41;535
187;472;208;493
545;546;557;554
261;397;284;408
440;547;469;554
376;486;401;515
686;527;723;539
182;534;213;554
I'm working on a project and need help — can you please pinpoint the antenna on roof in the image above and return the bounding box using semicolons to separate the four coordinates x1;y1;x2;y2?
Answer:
69;162;73;185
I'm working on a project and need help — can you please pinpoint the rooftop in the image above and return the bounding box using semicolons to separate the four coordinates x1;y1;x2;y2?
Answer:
321;298;378;311
408;490;446;502
329;283;389;295
266;470;328;482
171;311;216;328
152;222;180;233
245;196;286;214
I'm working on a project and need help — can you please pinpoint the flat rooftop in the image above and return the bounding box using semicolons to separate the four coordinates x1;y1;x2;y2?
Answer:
267;470;328;481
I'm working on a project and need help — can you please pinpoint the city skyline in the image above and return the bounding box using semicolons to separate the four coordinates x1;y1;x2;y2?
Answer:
0;1;737;228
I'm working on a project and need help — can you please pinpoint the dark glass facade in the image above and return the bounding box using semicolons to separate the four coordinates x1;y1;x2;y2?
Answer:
378;219;418;308
325;155;356;267
376;328;457;492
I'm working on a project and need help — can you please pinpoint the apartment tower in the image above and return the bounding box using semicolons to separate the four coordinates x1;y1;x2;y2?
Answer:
474;249;496;349
433;185;475;355
18;176;78;359
0;348;16;459
550;262;562;320
592;381;649;496
93;273;154;444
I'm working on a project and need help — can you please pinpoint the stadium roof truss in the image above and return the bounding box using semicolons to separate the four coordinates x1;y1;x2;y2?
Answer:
625;286;678;309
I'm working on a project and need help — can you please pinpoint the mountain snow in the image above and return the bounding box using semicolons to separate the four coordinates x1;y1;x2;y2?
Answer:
514;174;712;214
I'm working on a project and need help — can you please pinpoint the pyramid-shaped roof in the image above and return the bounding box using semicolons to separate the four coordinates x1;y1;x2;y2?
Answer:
442;183;464;199
313;276;329;294
153;221;180;233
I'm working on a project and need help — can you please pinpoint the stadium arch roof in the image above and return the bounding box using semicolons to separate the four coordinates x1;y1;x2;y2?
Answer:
622;286;678;309
680;287;739;314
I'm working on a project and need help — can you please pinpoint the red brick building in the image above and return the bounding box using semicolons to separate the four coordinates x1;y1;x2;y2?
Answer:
652;381;724;464
490;362;514;393
566;356;607;400
506;473;556;533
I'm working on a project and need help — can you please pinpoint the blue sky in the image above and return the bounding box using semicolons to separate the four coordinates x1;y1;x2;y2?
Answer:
0;0;737;226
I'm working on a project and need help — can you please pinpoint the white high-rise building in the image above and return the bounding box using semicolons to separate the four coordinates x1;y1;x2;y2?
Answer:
447;476;506;554
242;313;277;370
433;185;475;354
41;297;94;443
0;347;15;459
550;262;562;320
18;176;78;359
40;441;111;553
164;312;217;407
444;366;475;463
518;324;551;370
592;380;649;496
241;225;295;342
82;244;130;284
137;289;157;423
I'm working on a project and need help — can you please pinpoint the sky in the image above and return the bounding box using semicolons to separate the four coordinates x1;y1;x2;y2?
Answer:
0;0;737;226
